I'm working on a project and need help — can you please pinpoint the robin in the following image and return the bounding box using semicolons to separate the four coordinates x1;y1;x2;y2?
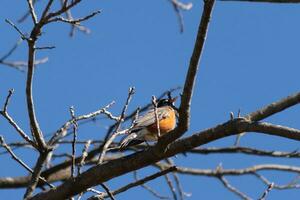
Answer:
120;97;178;149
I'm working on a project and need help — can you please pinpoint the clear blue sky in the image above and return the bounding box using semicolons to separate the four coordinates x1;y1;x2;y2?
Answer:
0;0;300;199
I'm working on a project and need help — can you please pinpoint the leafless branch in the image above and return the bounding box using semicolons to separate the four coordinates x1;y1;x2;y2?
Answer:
26;30;47;151
0;90;37;148
29;93;300;200
48;101;116;145
163;174;177;200
152;96;161;138
100;183;115;200
5;19;27;40
24;152;51;199
189;146;300;158
258;182;274;200
0;136;53;188
218;176;251;200
168;0;193;33
165;164;300;176
253;173;300;190
158;0;216;148
47;10;101;25
77;140;92;175
0;57;48;71
165;158;189;200
18;0;39;23
87;167;176;199
0;38;23;61
34;46;55;50
98;87;135;164
246;92;300;121
59;0;91;37
26;0;38;24
70;106;78;178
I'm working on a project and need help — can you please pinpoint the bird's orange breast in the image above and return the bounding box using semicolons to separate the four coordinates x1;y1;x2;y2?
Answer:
147;108;176;135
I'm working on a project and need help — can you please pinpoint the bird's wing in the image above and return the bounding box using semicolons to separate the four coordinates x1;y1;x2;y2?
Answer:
133;107;170;128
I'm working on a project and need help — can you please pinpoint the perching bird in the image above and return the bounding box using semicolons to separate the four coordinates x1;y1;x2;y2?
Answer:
119;97;178;149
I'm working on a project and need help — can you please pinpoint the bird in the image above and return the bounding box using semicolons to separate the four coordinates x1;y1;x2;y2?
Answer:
119;97;178;149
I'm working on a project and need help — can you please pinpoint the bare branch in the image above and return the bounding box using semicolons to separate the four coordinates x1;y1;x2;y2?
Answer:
5;19;27;40
0;38;23;61
189;146;300;158
18;0;39;23
253;173;300;190
168;164;300;176
246;92;300;121
0;136;53;188
0;57;48;71
77;140;92;175
29;118;300;199
258;183;274;200
34;46;55;50
24;152;52;199
0;90;37;148
2;89;13;113
70;106;78;178
26;0;38;24
47;10;101;25
158;0;216;148
163;174;177;200
98;87;135;164
218;176;251;200
40;0;54;21
152;96;161;138
26;39;47;150
48;101;116;145
168;0;193;33
100;183;115;200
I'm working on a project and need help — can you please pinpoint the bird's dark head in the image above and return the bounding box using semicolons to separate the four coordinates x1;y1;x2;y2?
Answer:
157;97;177;108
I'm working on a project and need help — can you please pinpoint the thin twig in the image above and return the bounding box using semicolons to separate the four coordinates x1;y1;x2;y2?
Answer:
98;87;135;164
169;0;193;33
47;10;101;24
0;90;37;148
70;106;78;178
77;140;91;175
18;0;39;23
189;146;300;158
0;136;53;188
165;158;189;200
163;174;178;200
258;183;274;200
100;183;115;200
0;38;23;61
218;176;251;200
5;19;27;40
35;46;56;50
48;101;117;145
253;173;300;190
26;0;38;24
246;92;300;121
152;96;161;138
0;57;48;71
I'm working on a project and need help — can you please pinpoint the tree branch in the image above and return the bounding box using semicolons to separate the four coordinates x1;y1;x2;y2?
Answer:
158;0;216;147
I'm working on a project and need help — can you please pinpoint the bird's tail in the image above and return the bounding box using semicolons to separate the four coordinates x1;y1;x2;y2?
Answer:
119;132;143;150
